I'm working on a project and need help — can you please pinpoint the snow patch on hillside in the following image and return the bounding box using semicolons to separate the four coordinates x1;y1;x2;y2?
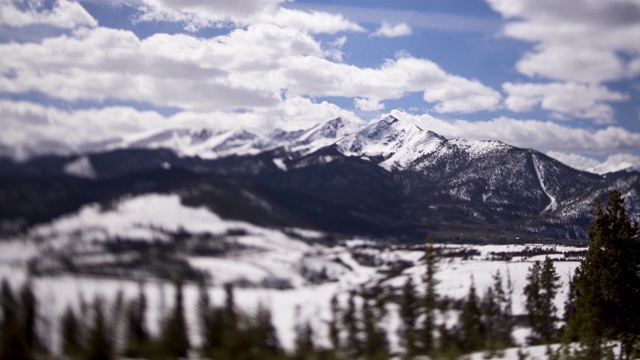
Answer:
63;156;96;179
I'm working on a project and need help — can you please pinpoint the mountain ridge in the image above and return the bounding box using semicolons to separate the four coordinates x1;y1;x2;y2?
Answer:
0;116;638;243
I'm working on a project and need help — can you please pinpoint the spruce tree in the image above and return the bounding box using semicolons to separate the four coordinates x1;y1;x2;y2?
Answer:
61;306;83;358
293;320;315;360
85;298;112;360
343;291;361;357
160;280;190;359
362;298;388;360
0;280;31;360
567;190;640;358
524;257;560;345
124;284;149;358
399;276;419;358
421;235;438;354
253;303;282;358
539;257;560;343
197;278;213;354
328;294;341;353
19;281;38;352
459;280;484;353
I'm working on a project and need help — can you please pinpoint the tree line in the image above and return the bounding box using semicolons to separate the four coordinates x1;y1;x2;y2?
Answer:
0;190;638;359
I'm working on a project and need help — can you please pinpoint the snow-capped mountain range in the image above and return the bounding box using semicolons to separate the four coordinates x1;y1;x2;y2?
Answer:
0;115;638;242
105;115;513;173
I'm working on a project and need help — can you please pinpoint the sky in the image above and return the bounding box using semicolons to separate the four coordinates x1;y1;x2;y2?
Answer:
1;0;640;172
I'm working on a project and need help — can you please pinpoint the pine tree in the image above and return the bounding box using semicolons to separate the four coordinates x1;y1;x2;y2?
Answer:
253;303;282;358
85;298;113;360
160;280;190;359
19;281;38;352
328;294;341;353
293;320;315;360
343;291;361;357
197;278;213;353
566;190;640;358
124;284;149;357
539;257;560;343
421;234;438;354
61;306;83;358
0;280;32;360
362;298;388;360
524;257;559;345
399;276;419;358
459;280;484;353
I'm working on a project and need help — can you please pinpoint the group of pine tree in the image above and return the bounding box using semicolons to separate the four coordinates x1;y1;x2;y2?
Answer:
0;190;638;359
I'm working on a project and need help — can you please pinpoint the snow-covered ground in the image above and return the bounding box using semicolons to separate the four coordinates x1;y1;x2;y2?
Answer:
0;193;587;356
0;238;584;354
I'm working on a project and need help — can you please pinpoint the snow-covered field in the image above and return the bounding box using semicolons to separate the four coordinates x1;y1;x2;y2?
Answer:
0;194;586;355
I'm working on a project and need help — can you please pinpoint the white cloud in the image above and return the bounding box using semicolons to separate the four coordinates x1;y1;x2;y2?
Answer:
487;0;640;123
547;151;640;174
278;56;501;113
0;20;500;114
0;96;362;158
391;110;640;155
0;24;326;111
0;0;97;29
503;82;628;123
354;97;384;112
487;0;640;83
371;22;412;38
267;8;365;34
135;1;364;34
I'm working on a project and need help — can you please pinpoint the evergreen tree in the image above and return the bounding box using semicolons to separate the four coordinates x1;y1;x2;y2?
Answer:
421;234;438;354
124;284;149;357
524;257;559;344
197;278;215;354
361;296;389;360
567;191;640;358
253;303;282;358
85;298;113;360
459;280;485;353
328;294;341;353
60;306;83;358
160;280;190;359
539;257;560;343
399;276;419;358
484;270;514;348
0;280;31;360
293;320;315;360
19;281;38;352
343;291;361;357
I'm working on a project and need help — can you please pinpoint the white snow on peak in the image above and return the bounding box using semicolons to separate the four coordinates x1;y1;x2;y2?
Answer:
101;115;518;172
448;138;509;157
63;156;96;179
338;116;446;171
279;117;363;156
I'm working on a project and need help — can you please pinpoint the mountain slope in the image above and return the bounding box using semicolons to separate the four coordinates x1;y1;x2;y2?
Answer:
0;116;637;242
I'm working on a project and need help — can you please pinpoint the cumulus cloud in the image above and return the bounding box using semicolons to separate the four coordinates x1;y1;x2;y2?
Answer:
487;0;640;123
547;151;640;174
0;17;500;114
0;0;97;29
354;98;384;112
279;56;501;113
487;0;640;83
503;82;628;123
391;110;640;155
371;22;412;38
134;0;364;34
